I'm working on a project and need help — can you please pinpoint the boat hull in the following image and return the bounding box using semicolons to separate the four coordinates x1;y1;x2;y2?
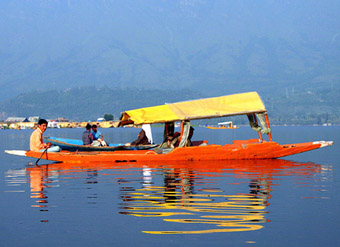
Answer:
8;139;333;163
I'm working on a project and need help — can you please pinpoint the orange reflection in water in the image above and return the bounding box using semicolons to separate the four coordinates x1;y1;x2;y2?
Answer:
24;159;322;233
29;166;49;207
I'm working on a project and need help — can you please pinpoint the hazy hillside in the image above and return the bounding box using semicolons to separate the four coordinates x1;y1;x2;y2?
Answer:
0;87;203;121
1;86;339;125
1;0;340;100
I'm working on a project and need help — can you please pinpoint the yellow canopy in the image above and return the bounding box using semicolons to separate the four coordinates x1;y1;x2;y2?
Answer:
120;92;266;125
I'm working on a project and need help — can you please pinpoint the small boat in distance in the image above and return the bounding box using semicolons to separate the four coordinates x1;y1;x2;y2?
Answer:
206;121;238;129
5;92;333;163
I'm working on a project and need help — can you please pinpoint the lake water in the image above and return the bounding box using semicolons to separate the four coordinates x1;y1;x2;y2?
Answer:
1;126;339;247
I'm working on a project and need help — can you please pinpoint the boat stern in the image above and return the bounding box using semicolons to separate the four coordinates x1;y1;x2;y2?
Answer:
4;150;28;157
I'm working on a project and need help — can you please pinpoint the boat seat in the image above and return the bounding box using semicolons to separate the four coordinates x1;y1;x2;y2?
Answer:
155;148;174;154
192;140;208;146
232;139;260;145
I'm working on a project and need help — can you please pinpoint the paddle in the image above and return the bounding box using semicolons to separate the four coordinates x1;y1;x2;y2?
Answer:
36;147;48;165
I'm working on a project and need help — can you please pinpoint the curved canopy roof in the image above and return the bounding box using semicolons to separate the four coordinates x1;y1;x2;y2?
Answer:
119;92;266;126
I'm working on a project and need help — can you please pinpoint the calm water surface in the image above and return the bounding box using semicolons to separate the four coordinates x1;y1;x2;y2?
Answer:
1;126;339;247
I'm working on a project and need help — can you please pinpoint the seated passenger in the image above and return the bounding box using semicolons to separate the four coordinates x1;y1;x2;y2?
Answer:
91;124;107;146
82;123;93;145
186;126;195;147
167;132;180;148
162;127;194;149
127;124;153;146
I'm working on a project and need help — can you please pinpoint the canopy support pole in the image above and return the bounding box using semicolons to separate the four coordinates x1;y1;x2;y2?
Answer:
264;114;272;141
164;122;174;142
179;121;184;144
253;114;263;141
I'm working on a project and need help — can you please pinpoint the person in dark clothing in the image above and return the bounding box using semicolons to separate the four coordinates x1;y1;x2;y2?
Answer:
82;123;93;145
186;126;195;146
167;132;180;148
130;129;150;146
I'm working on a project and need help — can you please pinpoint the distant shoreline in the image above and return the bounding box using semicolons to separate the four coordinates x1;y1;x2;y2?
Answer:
1;121;338;130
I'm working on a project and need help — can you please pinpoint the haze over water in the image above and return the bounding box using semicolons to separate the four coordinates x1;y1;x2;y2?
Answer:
1;126;339;247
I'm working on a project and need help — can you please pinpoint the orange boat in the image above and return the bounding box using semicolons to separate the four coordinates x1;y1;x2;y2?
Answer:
5;92;333;163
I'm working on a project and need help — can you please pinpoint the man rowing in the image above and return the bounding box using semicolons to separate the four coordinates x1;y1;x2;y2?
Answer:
30;119;60;152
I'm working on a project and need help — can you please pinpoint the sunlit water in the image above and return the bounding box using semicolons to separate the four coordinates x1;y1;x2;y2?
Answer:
1;126;339;247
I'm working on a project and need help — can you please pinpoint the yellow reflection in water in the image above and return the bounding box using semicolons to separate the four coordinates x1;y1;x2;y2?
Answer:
118;159;322;234
120;181;269;234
